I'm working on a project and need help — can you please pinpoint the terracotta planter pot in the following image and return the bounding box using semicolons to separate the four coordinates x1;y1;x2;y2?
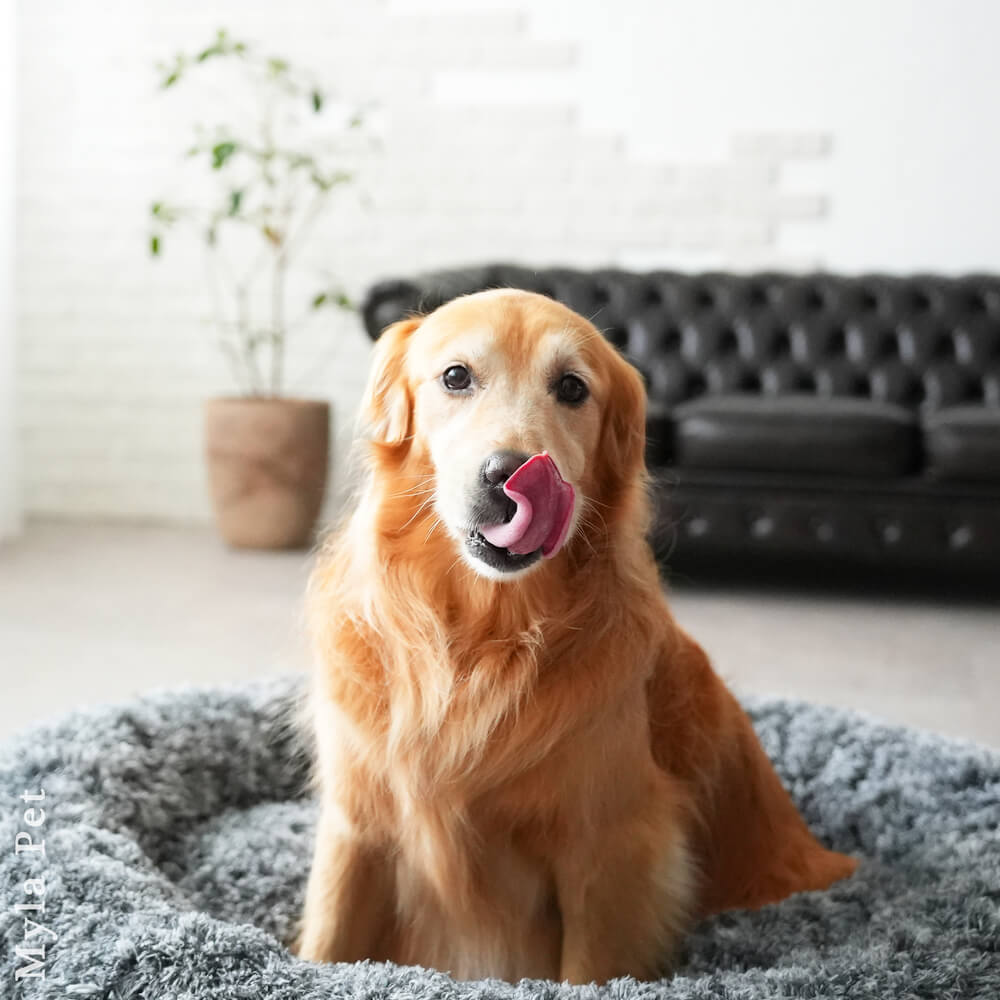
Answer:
204;397;330;550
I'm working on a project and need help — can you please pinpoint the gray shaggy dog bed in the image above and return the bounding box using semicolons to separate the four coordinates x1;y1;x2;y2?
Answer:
1;677;998;1000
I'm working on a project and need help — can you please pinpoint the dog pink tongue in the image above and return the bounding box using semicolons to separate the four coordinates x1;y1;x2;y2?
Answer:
479;453;575;558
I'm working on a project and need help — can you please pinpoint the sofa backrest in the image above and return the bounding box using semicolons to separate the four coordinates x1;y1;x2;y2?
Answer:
361;266;1000;415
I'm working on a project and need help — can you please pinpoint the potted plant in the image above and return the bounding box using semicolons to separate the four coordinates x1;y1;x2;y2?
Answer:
149;30;366;549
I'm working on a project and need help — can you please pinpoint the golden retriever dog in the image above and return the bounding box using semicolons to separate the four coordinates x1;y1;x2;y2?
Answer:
297;289;857;984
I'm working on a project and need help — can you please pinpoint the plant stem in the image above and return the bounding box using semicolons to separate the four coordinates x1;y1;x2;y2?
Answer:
271;247;287;396
235;283;264;395
204;249;249;393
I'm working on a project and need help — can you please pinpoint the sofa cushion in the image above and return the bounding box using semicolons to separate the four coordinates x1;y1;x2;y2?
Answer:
673;394;919;478
924;406;1000;483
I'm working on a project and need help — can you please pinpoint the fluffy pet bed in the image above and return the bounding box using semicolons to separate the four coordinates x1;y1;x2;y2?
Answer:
1;677;997;999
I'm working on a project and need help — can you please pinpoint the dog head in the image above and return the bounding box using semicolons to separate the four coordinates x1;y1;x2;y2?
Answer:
362;289;647;580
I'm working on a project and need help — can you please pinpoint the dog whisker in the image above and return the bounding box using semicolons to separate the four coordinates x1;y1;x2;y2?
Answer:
389;486;437;501
444;552;467;577
423;514;448;544
397;496;438;533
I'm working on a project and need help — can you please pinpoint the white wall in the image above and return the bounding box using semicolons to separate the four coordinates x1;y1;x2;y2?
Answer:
0;0;19;539
14;0;1000;524
419;0;1000;272
518;0;1000;272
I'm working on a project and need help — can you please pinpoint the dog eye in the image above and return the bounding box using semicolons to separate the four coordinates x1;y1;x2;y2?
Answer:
555;373;589;405
441;364;473;392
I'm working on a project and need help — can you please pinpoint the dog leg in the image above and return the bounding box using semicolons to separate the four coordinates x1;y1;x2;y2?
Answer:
295;806;395;964
554;781;693;985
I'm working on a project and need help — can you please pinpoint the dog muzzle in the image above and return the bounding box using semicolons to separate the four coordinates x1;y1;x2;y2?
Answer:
479;452;575;558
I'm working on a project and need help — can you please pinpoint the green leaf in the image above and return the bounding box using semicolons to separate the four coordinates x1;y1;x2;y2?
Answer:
160;53;186;88
311;169;353;192
311;90;323;113
349;114;363;129
211;141;237;169
312;290;355;311
150;234;161;256
228;189;243;215
267;57;289;76
151;201;162;217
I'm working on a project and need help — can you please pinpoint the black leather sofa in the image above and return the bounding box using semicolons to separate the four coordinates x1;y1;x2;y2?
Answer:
361;265;1000;579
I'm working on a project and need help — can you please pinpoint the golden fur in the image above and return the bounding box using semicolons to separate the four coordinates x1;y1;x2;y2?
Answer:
296;289;857;983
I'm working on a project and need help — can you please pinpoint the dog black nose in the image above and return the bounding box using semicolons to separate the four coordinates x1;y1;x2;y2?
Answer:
481;450;530;488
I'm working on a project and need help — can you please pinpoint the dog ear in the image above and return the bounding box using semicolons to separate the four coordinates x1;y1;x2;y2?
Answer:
362;317;422;446
597;350;648;498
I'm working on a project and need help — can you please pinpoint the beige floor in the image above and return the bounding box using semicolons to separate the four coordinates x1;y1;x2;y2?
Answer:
0;520;997;747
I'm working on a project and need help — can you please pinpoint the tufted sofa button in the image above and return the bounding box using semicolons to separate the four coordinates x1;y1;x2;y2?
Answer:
662;327;682;352
827;326;849;357
749;513;775;539
606;326;628;351
686;516;710;537
686;372;708;397
693;286;716;310
858;288;881;313
590;284;611;308
966;292;989;315
949;524;974;550
877;333;900;360
642;284;663;308
932;334;958;361
718;327;740;355
771;327;793;358
810;516;835;543
852;373;873;397
878;519;903;545
803;286;826;311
